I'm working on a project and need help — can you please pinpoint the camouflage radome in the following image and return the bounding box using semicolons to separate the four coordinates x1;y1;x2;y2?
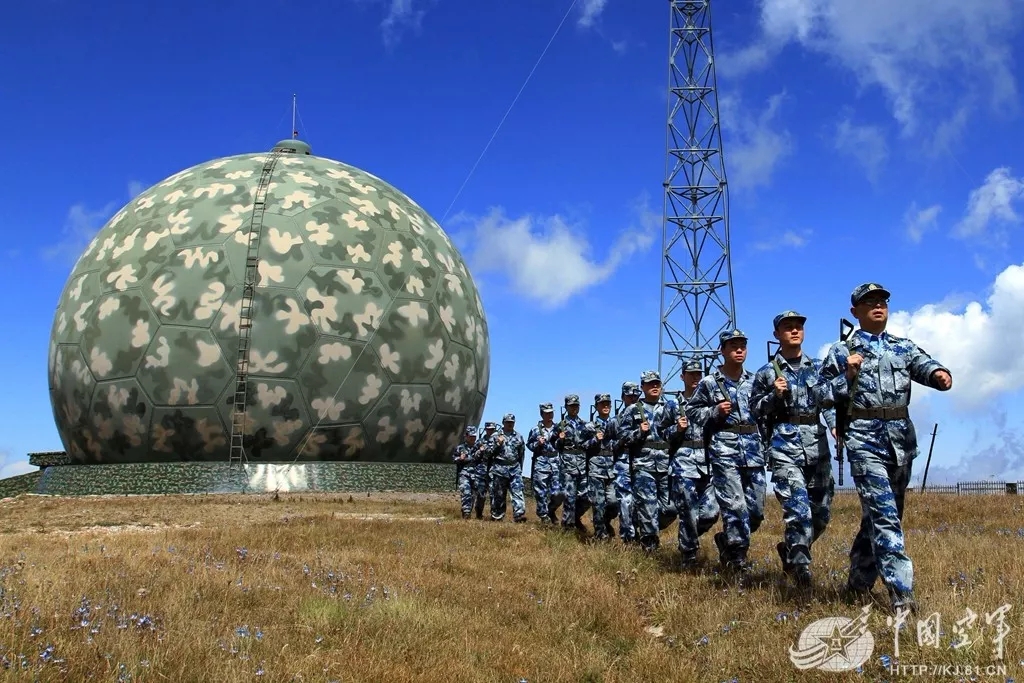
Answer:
48;140;490;464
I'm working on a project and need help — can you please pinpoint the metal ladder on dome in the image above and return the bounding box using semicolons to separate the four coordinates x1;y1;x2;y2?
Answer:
229;150;283;467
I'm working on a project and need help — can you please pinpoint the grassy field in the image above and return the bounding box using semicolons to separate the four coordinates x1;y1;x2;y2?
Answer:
0;490;1020;682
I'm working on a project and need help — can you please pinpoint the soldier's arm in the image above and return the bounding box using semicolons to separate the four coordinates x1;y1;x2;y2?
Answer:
813;341;849;410
663;400;681;439
685;379;717;425
452;446;463;464
905;340;951;389
526;428;540;452
516;435;525;460
811;359;837;430
749;365;777;420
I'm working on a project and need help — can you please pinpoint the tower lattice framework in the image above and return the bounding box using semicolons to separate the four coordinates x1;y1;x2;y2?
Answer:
658;0;737;395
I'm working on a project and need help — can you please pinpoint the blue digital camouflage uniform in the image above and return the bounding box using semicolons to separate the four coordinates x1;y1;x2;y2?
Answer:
672;361;720;563
607;382;641;544
751;312;837;580
686;330;766;569
488;413;528;523
815;283;951;608
472;422;499;517
526;403;564;523
586;393;618;540
617;371;684;551
453;426;482;518
555;395;595;530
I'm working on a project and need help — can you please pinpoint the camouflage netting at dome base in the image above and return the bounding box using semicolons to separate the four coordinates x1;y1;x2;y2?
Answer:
48;138;489;465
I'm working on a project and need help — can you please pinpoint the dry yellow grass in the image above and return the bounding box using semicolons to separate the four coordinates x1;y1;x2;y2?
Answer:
0;490;1021;682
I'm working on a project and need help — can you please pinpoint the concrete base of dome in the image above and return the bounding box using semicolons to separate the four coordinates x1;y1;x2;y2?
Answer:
14;457;458;496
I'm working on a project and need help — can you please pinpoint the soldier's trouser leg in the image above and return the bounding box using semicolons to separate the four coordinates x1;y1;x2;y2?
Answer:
772;463;813;567
848;456;913;595
561;470;580;527
458;471;474;515
590;475;616;538
473;473;487;517
657;471;676;530
614;461;635;542
533;470;552;520
808;458;835;545
696;473;720;535
712;460;764;563
673;474;701;556
509;471;527;521
632;468;659;551
490;473;510;521
547;467;564;522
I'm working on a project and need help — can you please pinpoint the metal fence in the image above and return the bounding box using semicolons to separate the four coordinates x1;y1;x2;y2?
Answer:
833;481;1020;495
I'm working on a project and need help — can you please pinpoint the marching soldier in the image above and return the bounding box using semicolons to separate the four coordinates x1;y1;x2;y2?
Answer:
607;382;641;544
586;393;618;540
618;370;686;552
554;394;595;532
489;414;528;523
671;360;720;567
815;283;952;613
751;311;836;585
527;403;564;524
686;330;765;572
452;426;481;519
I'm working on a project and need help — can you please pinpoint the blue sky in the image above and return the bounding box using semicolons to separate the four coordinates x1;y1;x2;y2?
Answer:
2;0;1024;484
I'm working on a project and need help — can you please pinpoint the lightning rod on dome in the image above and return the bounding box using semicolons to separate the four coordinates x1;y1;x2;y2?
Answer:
291;93;298;139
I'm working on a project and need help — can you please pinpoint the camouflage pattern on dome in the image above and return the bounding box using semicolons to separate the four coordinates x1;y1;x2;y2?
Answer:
48;142;490;464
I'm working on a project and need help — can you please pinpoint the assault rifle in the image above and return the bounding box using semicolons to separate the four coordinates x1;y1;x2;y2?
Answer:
834;318;857;486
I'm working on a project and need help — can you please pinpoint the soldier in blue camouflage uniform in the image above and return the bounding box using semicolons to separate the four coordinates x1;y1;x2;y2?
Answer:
607;382;641;544
526;403;563;524
586;393;618;540
671;360;720;567
452;426;481;519
554;394;595;531
488;413;528;523
815;283;952;612
617;370;686;552
686;330;765;571
472;421;499;518
751;311;837;585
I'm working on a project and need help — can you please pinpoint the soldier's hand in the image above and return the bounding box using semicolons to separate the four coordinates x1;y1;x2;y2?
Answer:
538;436;546;445
558;431;565;439
932;369;952;390
640;421;650;433
596;430;604;441
773;376;788;396
846;353;863;379
677;415;688;429
717;401;731;417
831;428;837;440
498;435;505;444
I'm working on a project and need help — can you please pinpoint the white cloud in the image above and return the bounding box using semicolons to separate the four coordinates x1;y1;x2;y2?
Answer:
719;91;793;191
834;119;888;181
42;201;118;264
883;261;1024;409
42;182;142;265
952;167;1024;245
0;449;35;480
453;195;658;308
720;0;1023;135
753;229;811;251
904;202;942;244
577;0;607;28
376;0;428;48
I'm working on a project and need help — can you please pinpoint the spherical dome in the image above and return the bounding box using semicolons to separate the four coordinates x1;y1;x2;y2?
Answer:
48;140;489;464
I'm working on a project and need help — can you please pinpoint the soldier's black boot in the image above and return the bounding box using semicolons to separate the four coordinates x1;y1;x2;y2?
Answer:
793;565;813;587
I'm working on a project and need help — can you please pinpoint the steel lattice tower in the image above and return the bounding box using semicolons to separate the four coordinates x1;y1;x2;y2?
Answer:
658;0;736;393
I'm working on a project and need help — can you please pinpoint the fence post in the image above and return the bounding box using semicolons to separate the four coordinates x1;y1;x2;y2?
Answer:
1007;482;1018;495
